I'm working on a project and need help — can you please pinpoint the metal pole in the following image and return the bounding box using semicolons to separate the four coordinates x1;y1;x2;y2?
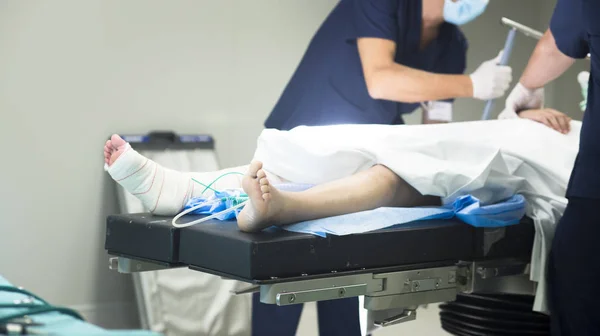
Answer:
500;18;543;40
481;27;517;120
501;17;590;59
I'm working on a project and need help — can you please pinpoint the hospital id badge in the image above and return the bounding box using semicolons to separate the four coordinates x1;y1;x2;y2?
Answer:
426;101;453;122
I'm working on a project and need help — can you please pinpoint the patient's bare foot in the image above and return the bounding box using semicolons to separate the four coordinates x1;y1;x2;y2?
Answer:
238;161;286;232
104;134;129;166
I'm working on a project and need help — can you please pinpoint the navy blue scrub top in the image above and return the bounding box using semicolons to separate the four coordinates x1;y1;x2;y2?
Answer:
550;0;600;199
264;0;468;131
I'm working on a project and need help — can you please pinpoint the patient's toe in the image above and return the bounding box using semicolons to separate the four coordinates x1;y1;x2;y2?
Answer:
106;134;130;166
248;161;263;178
257;168;266;180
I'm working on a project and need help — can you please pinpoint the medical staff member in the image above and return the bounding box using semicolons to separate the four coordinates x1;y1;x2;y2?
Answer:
264;0;512;130
255;1;507;336
500;0;599;334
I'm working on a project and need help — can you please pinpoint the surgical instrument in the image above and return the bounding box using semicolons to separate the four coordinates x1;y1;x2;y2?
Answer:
482;18;534;120
481;17;589;120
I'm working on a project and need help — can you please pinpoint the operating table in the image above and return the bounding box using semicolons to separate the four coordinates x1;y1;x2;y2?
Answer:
105;212;541;331
106;33;559;330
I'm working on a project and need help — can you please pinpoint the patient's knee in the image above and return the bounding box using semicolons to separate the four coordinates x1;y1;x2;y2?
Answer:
370;164;401;185
369;164;440;207
369;164;403;199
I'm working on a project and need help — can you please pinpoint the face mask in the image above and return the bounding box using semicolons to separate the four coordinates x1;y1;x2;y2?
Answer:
443;0;489;26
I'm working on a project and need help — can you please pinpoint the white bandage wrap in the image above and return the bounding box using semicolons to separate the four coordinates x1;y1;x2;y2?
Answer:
105;144;252;215
105;144;195;215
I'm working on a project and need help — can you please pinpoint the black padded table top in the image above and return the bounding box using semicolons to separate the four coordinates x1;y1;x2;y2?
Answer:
105;214;535;282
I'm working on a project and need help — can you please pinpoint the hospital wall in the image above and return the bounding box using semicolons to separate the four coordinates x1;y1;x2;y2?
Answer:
0;0;340;328
0;0;586;332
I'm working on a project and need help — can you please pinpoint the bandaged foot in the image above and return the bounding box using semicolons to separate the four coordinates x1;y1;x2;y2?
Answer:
104;134;247;215
238;161;288;232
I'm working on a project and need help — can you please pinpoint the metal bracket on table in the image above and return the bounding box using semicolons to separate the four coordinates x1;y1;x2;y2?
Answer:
276;284;367;306
260;273;381;306
230;284;260;295
372;308;417;328
108;256;176;273
259;265;458;327
457;259;533;295
363;266;458;312
256;259;533;328
259;266;459;307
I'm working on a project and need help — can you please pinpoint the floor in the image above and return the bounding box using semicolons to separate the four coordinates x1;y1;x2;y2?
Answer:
295;302;451;336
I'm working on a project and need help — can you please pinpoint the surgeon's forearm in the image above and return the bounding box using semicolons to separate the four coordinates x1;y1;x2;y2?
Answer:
368;64;472;103
520;29;575;90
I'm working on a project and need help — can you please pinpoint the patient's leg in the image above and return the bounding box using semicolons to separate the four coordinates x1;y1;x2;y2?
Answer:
237;161;440;232
104;134;249;215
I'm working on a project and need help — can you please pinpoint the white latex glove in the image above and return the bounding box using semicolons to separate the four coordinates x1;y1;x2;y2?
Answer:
469;51;513;100
498;83;545;119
